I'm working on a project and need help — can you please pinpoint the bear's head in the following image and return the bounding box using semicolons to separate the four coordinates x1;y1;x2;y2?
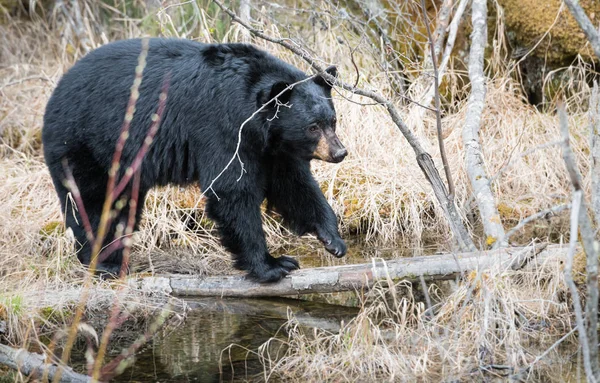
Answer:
260;66;347;164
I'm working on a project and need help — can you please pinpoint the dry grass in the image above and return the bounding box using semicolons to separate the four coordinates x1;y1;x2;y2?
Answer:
0;0;597;380
259;256;576;382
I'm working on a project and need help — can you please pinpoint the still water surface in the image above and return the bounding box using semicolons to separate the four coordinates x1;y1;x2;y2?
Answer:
104;297;358;382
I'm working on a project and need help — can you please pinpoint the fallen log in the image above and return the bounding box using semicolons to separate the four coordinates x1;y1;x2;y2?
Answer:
131;243;566;298
0;343;91;383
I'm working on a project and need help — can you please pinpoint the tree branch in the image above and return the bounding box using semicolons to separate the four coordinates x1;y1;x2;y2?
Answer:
413;0;469;109
564;0;600;59
558;101;600;379
420;0;455;199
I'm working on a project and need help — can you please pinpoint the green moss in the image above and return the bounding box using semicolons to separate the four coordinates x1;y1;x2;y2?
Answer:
39;220;64;238
498;0;600;64
39;306;72;323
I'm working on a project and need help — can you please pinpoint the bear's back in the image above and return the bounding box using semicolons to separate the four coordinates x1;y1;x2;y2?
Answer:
42;38;308;184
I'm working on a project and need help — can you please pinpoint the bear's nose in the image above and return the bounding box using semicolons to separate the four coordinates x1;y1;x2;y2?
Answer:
332;148;348;162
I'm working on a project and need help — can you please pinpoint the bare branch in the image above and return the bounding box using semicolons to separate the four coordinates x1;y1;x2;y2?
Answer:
201;77;313;200
0;344;91;383
564;0;600;59
563;190;597;382
559;101;600;379
420;0;455;199
415;0;469;109
499;203;571;246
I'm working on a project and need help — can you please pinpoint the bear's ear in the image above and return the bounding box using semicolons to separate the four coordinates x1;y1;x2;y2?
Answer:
257;82;293;109
314;65;338;89
265;81;292;106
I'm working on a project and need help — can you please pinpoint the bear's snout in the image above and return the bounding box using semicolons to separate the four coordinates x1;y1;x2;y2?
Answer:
331;147;348;163
313;130;347;163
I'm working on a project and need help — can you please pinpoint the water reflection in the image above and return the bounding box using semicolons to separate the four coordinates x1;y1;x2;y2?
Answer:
112;298;358;382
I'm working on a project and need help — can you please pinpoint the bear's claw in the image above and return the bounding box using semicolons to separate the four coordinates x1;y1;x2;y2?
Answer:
247;255;300;283
323;236;347;258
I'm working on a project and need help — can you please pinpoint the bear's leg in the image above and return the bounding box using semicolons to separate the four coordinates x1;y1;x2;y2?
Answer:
267;157;346;257
50;165;147;277
206;193;299;283
94;187;149;278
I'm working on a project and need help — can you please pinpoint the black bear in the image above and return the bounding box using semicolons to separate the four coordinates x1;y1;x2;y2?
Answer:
42;38;347;282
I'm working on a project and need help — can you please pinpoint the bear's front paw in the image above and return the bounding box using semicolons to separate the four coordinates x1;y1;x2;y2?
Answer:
94;262;128;280
247;255;300;283
323;236;347;258
317;231;347;258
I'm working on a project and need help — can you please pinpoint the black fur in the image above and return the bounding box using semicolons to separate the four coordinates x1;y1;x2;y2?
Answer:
42;38;347;282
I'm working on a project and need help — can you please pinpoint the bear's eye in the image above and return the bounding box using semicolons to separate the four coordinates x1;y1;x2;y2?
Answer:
308;125;320;133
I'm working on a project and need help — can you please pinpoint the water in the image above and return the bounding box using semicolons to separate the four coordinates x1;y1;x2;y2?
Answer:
68;241;432;381
104;298;358;382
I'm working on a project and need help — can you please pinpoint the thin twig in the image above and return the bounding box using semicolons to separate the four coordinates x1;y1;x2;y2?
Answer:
416;0;469;109
91;170;141;380
559;101;599;381
420;0;455;199
201;76;313;200
62;162;95;243
499;203;571;246
112;75;170;198
563;190;596;382
526;327;577;370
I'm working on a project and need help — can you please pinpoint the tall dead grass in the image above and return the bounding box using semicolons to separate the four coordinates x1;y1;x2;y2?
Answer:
260;254;576;382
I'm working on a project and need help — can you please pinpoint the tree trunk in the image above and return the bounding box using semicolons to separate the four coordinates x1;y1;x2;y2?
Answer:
463;0;505;246
131;244;563;298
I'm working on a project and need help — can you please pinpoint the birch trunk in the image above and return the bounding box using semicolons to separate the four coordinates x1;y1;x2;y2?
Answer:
559;103;600;379
239;0;251;42
463;0;505;246
131;244;562;298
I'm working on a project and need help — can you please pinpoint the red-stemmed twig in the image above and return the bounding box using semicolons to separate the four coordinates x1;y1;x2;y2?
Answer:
97;303;175;381
91;169;142;380
112;77;170;199
61;161;95;243
53;38;151;383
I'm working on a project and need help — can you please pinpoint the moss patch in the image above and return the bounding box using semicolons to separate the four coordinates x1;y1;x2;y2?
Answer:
499;0;600;64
